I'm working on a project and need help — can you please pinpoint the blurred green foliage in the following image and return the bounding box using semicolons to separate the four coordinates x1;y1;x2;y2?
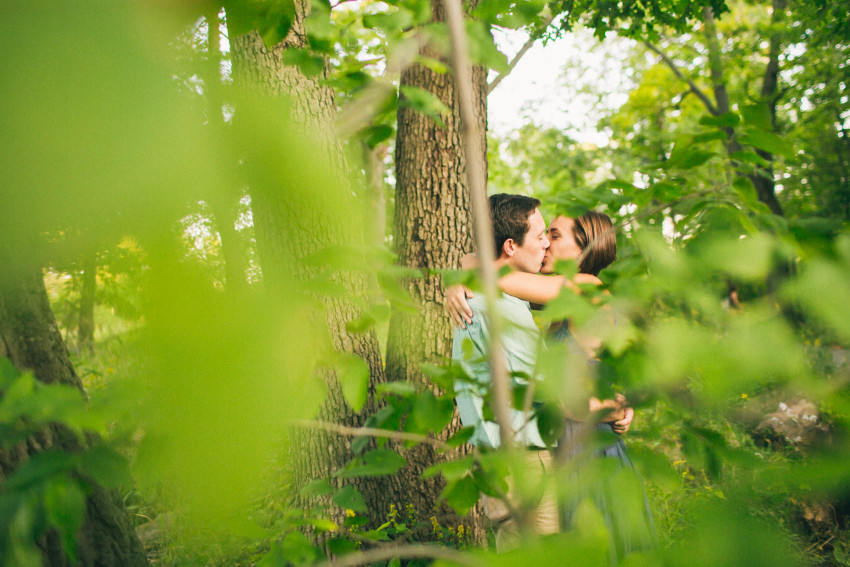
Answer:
2;0;849;566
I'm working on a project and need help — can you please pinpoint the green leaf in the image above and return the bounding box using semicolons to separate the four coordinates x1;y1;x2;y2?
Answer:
43;477;86;562
693;131;728;144
442;475;479;515
739;129;794;159
362;124;394;148
399;85;449;125
732;177;771;214
281;531;319;566
334;353;370;413
346;313;376;333
597;179;636;193
330;70;372;93
651;181;682;202
0;374;86;431
376;381;418;397
362;9;414;34
465;20;509;72
423;456;474;481
301;478;333;497
224;1;297;48
377;271;417;310
782;259;850;342
78;445;132;488
358;529;391;541
335;448;406;478
332;485;367;513
699;112;740;128
669;147;716;169
414;55;449;74
535;402;566;447
412;391;454;433
257;543;286;567
730;151;770;167
741;103;772;131
445;427;475;448
326;537;360;556
4;451;77;493
281;48;326;78
701;233;775;280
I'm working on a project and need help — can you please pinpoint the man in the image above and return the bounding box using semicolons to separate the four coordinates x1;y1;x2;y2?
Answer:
450;193;556;549
452;193;550;448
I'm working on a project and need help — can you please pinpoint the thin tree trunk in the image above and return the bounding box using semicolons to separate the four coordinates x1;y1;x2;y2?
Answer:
703;5;784;215
361;140;387;248
78;254;97;351
204;8;250;292
0;251;146;566
383;0;486;543
750;0;786;216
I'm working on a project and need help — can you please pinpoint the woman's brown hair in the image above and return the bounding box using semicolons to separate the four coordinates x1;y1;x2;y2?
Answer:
572;210;616;276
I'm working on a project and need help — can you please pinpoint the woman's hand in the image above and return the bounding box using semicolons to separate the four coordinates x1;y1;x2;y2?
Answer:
446;285;475;329
590;393;632;428
612;406;634;435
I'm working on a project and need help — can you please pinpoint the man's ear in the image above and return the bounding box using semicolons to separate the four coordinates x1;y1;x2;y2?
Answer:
502;239;517;257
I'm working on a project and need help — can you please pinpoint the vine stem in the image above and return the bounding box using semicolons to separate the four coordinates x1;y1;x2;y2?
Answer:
441;0;514;449
293;419;449;449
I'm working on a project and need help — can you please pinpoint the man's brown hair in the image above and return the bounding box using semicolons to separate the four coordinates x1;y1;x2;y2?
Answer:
489;193;542;258
572;210;616;276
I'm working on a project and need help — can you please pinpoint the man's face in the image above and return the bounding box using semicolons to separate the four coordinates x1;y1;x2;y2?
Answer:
510;209;550;273
541;215;582;274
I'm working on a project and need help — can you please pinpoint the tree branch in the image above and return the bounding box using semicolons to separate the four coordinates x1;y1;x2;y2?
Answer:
293;420;449;449
310;543;482;567
644;40;718;115
487;17;554;94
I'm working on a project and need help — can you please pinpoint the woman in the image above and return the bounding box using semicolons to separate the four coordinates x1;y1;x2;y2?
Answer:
447;210;654;560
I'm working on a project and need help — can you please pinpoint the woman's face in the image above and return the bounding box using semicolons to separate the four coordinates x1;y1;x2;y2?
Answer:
540;216;582;274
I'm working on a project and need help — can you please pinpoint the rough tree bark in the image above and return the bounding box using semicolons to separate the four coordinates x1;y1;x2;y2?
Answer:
0;250;146;566
227;0;388;533
382;0;486;542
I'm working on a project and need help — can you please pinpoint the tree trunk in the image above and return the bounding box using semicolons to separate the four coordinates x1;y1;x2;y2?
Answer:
703;5;784;215
227;0;388;534
362;140;388;248
204;8;250;293
78;254;97;351
382;0;485;543
0;253;146;566
750;0;786;216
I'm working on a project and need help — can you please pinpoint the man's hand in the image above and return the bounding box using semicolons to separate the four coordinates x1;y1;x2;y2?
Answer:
446;285;475;329
612;406;634;435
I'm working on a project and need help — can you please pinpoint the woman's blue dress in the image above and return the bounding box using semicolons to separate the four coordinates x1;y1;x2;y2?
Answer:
548;323;655;563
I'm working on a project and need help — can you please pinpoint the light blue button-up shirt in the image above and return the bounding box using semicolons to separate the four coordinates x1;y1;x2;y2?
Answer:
451;293;546;448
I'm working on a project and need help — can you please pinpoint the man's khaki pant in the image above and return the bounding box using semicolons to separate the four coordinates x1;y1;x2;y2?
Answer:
481;449;560;552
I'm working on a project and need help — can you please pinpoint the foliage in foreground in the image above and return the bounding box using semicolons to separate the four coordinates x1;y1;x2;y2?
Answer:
2;0;850;566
